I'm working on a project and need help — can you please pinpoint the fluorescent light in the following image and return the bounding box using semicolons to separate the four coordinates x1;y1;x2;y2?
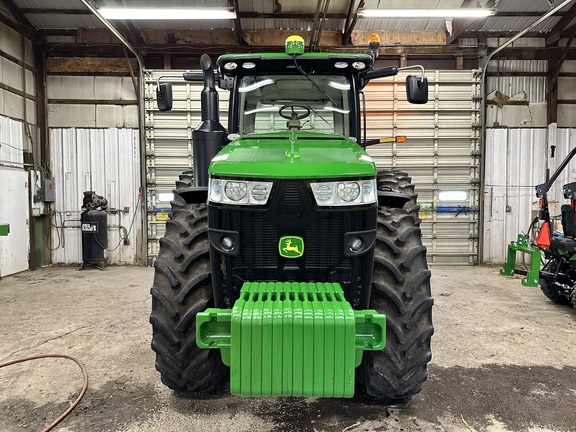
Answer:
328;81;351;90
438;191;467;201
99;7;237;20
238;79;274;93
157;192;174;202
360;9;495;18
245;106;281;115
324;106;350;114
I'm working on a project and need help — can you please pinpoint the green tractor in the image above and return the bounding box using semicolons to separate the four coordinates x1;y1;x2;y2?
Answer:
150;35;434;402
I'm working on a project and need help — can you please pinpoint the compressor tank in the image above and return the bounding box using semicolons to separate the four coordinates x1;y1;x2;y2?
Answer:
81;192;108;269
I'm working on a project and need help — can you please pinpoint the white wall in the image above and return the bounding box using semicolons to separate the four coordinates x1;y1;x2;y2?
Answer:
50;128;142;265
483;128;576;264
0;167;29;277
0;22;35;124
485;58;576;128
0;115;29;277
47;76;138;128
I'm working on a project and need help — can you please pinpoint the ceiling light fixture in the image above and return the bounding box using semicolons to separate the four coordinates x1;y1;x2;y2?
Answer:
98;7;237;20
359;9;496;18
238;79;274;93
244;106;282;115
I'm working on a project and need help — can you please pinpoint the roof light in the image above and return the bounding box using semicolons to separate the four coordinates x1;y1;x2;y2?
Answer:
369;33;381;44
98;7;237;20
334;62;348;69
238;79;274;93
224;62;237;70
352;61;366;70
242;62;256;69
285;35;305;55
359;9;495;18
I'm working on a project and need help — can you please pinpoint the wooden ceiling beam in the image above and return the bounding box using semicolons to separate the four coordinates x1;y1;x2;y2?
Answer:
19;9;93;15
231;0;245;45
463;31;544;39
1;0;37;38
17;9;568;19
447;0;494;45
547;2;576;46
342;0;364;46
547;26;576;100
116;0;142;47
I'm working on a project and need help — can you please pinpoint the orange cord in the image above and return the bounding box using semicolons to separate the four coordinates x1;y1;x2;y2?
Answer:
0;354;88;432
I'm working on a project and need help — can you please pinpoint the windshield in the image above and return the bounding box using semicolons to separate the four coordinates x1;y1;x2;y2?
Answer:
237;74;352;136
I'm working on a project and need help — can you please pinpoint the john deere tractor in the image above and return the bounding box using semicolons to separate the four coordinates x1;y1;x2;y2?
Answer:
150;35;434;402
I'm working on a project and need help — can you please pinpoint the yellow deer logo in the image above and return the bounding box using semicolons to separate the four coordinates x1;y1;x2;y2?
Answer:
279;236;304;258
283;239;301;254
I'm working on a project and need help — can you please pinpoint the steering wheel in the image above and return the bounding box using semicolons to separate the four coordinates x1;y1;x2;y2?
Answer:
279;104;311;120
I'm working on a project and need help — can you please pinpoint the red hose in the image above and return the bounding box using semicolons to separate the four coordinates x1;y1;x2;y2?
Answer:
0;354;89;432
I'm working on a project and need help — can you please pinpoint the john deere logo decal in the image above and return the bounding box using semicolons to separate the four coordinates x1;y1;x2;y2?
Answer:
279;236;304;258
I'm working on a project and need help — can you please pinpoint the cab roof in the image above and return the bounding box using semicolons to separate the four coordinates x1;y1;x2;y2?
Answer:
216;52;374;77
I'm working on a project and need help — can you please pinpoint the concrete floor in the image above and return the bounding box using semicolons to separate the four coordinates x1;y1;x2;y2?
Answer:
0;265;575;432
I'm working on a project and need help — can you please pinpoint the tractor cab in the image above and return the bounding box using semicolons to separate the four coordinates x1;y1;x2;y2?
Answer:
217;51;373;140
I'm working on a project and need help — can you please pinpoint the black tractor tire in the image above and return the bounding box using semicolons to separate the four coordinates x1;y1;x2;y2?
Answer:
150;198;229;396
170;170;194;210
357;183;433;402
541;282;572;306
378;169;417;205
378;168;420;218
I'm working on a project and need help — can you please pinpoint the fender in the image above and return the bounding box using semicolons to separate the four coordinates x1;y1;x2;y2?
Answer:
179;186;208;204
377;190;411;208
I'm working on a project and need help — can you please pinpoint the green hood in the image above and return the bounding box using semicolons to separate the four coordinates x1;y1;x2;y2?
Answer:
209;132;376;179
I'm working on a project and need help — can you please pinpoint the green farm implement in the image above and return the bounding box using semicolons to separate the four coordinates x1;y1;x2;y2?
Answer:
501;146;576;307
150;35;434;401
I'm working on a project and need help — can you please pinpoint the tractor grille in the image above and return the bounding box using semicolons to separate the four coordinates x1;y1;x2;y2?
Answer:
208;180;375;304
236;211;350;279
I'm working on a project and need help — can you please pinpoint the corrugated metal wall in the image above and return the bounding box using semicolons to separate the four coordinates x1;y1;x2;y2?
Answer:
485;58;576;128
483;128;547;264
548;128;576;213
0;22;36;125
49;128;142;265
45;71;142;265
486;59;548;128
558;60;576;127
146;69;480;265
483;128;576;264
0;115;25;166
0;22;35;275
47;76;138;128
144;71;230;263
365;70;481;264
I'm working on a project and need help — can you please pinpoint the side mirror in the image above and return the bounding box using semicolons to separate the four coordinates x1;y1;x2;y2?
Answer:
406;75;428;104
156;83;173;111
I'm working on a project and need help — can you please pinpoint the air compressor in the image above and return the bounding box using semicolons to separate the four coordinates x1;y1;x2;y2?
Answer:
80;191;108;269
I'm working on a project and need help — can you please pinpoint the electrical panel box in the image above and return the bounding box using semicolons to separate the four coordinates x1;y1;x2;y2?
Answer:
42;179;56;202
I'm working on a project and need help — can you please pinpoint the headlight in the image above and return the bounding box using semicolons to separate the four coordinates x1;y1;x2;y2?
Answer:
311;179;377;206
209;178;273;205
225;182;247;201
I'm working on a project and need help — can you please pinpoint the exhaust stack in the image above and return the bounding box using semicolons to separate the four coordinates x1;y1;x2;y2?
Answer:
192;54;227;188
